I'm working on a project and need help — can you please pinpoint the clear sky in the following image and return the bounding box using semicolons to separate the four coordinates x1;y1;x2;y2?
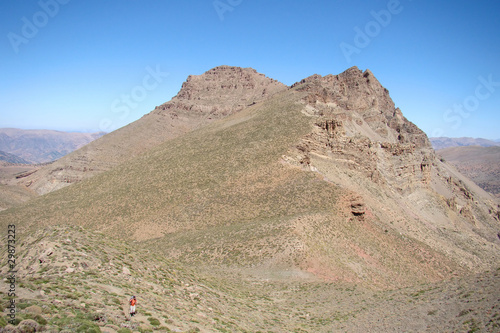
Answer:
1;0;499;139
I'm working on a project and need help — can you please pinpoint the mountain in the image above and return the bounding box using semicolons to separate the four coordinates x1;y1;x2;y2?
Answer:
0;150;30;164
1;66;499;331
437;145;500;197
430;136;500;150
3;66;499;282
17;66;287;195
0;128;106;164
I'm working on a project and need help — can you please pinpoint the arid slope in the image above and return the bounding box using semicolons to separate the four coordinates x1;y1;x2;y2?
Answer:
1;225;498;332
16;66;287;195
438;145;500;197
2;67;499;290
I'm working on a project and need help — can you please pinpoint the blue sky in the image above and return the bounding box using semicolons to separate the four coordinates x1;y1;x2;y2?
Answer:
1;0;499;139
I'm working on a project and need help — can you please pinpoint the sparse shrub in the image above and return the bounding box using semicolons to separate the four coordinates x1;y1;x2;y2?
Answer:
50;313;102;332
16;319;40;333
1;324;18;332
9;317;22;326
91;312;107;323
17;303;31;310
117;329;132;333
33;314;47;325
458;309;473;317
75;321;101;333
25;305;43;316
148;317;161;326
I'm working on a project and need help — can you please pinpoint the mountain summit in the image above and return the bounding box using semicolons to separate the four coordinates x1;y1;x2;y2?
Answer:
18;66;287;194
155;65;286;117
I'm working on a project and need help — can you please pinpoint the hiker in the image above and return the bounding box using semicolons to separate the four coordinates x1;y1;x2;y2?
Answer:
129;296;137;316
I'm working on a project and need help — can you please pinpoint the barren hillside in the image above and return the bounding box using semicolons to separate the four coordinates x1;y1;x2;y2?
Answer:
0;128;105;164
3;66;499;288
1;225;498;332
0;150;29;164
1;66;499;332
17;66;287;195
437;145;500;197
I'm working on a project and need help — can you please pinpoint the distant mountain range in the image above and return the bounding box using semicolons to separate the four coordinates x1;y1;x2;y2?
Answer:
430;137;500;150
0;128;105;164
0;149;30;164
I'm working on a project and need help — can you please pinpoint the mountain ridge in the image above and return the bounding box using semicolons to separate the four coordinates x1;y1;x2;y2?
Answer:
16;66;287;195
0;149;30;164
430;136;500;150
0;128;105;164
2;65;499;290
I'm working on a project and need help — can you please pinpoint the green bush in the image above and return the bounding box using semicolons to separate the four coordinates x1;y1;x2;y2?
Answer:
76;322;101;333
16;319;40;333
0;316;7;327
148;317;161;326
17;303;31;310
34;314;48;325
117;329;132;333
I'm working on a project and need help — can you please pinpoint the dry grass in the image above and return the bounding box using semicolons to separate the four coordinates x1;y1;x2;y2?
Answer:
1;226;499;332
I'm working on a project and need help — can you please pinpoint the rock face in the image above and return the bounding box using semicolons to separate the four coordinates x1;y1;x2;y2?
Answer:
284;66;500;274
17;66;287;195
155;65;286;118
290;67;433;194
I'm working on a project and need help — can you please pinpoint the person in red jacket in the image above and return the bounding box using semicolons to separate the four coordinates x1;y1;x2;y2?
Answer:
129;296;137;317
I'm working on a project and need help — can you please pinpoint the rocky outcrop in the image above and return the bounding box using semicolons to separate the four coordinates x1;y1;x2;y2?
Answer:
350;198;366;217
292;67;430;148
154;66;286;118
290;66;434;193
285;67;500;272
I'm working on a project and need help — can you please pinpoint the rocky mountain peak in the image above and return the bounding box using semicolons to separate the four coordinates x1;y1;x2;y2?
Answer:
286;67;439;196
292;67;431;149
155;65;287;118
